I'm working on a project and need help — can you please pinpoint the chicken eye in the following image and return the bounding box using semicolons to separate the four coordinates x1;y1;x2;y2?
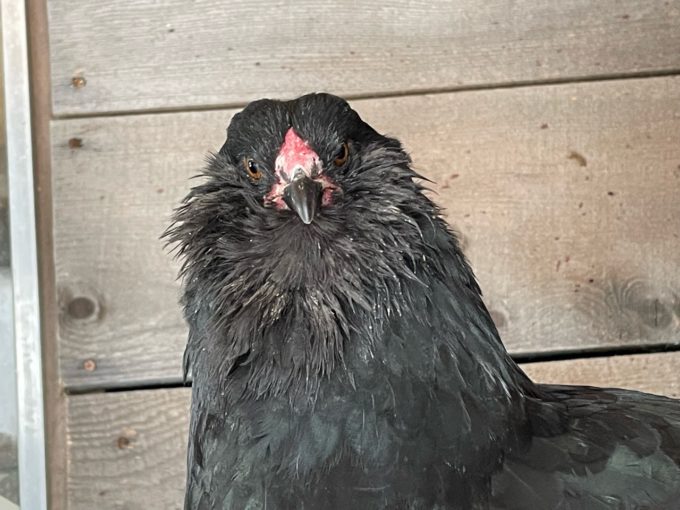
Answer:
333;142;349;167
244;158;262;181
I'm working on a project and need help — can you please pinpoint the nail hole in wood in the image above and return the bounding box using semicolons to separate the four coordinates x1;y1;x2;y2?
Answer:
68;137;83;149
82;359;97;372
71;75;87;88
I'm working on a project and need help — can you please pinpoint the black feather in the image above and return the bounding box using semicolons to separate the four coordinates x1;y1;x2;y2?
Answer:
164;93;680;509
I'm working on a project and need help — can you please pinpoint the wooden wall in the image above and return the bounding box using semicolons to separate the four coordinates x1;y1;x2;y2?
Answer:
32;1;680;508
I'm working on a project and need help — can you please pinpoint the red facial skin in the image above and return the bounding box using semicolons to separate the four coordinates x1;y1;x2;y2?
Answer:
265;128;338;210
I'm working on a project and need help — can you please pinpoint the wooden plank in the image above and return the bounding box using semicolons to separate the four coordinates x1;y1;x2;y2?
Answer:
522;352;680;399
65;352;680;510
51;76;680;390
27;0;70;506
48;0;680;115
67;389;190;510
52;112;226;390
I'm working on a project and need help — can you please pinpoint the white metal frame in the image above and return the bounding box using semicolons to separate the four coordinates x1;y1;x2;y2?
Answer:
2;0;48;508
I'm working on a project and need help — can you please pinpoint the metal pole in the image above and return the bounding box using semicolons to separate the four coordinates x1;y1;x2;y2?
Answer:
2;0;48;507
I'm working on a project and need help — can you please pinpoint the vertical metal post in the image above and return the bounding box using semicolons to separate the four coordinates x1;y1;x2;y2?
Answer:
2;0;48;507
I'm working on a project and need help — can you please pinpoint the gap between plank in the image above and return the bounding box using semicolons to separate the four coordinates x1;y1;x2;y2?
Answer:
512;341;680;364
52;68;680;121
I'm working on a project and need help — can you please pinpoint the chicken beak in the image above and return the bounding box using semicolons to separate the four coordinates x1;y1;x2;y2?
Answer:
282;175;323;225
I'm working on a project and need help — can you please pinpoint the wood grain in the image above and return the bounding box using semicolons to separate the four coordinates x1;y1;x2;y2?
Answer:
47;0;680;115
51;76;680;390
28;0;70;506
65;352;680;510
67;389;190;510
522;352;680;399
52;111;229;390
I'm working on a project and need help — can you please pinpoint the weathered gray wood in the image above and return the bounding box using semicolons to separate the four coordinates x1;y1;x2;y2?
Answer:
67;389;190;510
48;0;680;115
51;76;680;390
522;352;680;399
52;111;228;390
65;352;680;510
29;0;70;503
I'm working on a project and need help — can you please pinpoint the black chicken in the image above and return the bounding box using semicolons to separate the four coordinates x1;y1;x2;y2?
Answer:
166;93;680;509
